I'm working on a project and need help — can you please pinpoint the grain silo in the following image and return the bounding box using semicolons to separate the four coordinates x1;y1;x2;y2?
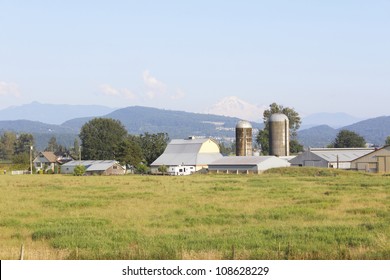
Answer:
236;120;253;156
269;113;289;156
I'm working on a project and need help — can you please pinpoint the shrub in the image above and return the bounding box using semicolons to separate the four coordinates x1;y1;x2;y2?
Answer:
135;163;149;174
73;165;86;176
158;165;168;175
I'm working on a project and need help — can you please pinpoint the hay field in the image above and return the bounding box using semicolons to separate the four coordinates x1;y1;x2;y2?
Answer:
0;168;389;260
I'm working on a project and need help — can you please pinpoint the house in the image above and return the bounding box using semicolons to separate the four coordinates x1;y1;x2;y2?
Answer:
208;156;291;174
33;151;59;173
60;160;126;175
33;151;74;173
289;148;375;169
150;137;223;174
351;145;390;173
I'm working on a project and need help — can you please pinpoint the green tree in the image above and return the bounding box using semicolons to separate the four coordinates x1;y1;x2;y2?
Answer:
138;132;169;166
45;136;59;152
0;131;17;160
290;139;304;154
385;136;390;146
330;130;366;148
79;118;128;160
14;133;34;155
135;163;150;174
12;133;34;165
256;103;303;155
219;141;235;156
115;136;143;167
71;138;81;160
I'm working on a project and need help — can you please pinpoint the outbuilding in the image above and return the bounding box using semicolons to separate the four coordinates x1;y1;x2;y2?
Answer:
351;146;390;173
61;160;125;175
208;156;290;174
289;148;375;169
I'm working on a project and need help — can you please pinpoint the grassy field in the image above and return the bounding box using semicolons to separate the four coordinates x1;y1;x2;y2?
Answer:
0;167;389;260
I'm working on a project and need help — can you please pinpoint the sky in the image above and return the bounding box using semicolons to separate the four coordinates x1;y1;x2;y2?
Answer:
1;0;389;118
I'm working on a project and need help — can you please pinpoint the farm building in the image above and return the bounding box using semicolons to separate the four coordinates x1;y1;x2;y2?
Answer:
150;137;223;174
33;152;58;172
351;145;390;173
33;151;73;173
208;156;290;174
61;160;126;175
289;148;375;169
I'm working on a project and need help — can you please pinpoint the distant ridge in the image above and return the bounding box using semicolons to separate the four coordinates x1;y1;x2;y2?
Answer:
301;112;362;129
298;116;390;147
0;101;115;125
64;106;263;139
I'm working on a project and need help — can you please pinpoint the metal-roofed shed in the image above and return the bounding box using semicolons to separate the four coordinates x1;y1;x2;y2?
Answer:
208;156;290;174
289;148;375;169
61;160;125;175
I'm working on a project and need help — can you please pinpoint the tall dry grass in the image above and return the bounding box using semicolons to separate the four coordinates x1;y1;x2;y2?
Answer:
0;168;389;260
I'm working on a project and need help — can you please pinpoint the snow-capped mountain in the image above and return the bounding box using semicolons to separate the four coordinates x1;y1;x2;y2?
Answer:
205;96;267;122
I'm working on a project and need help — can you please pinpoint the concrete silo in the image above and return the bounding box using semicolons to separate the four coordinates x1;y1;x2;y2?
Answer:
236;120;252;156
269;113;289;156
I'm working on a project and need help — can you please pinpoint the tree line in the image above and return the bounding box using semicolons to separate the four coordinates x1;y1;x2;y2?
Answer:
0;132;34;164
0;118;169;171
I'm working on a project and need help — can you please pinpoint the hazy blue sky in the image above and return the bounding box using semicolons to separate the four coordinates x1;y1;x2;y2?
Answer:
1;0;389;118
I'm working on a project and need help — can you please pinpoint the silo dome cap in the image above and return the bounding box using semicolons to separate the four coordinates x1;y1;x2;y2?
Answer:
269;113;289;122
236;120;252;128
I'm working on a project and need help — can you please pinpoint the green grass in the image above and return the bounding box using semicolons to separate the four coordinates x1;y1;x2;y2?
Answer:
0;167;389;260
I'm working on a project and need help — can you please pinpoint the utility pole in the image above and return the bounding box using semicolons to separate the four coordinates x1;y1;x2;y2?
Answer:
30;145;33;175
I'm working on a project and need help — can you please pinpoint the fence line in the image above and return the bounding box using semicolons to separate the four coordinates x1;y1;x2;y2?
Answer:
11;170;31;175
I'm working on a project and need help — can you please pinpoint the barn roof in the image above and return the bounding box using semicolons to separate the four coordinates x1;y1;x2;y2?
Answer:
62;160;119;171
208;156;291;171
309;148;375;162
210;156;277;165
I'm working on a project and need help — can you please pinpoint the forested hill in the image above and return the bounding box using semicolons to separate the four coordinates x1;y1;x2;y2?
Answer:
0;106;263;150
297;116;390;147
64;106;263;139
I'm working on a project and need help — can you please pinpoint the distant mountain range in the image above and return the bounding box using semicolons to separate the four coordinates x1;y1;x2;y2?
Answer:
297;116;390;147
301;112;362;129
0;102;389;150
0;101;115;124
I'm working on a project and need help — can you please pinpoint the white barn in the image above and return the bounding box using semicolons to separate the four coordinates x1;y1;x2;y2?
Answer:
208;156;291;174
150;137;223;174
